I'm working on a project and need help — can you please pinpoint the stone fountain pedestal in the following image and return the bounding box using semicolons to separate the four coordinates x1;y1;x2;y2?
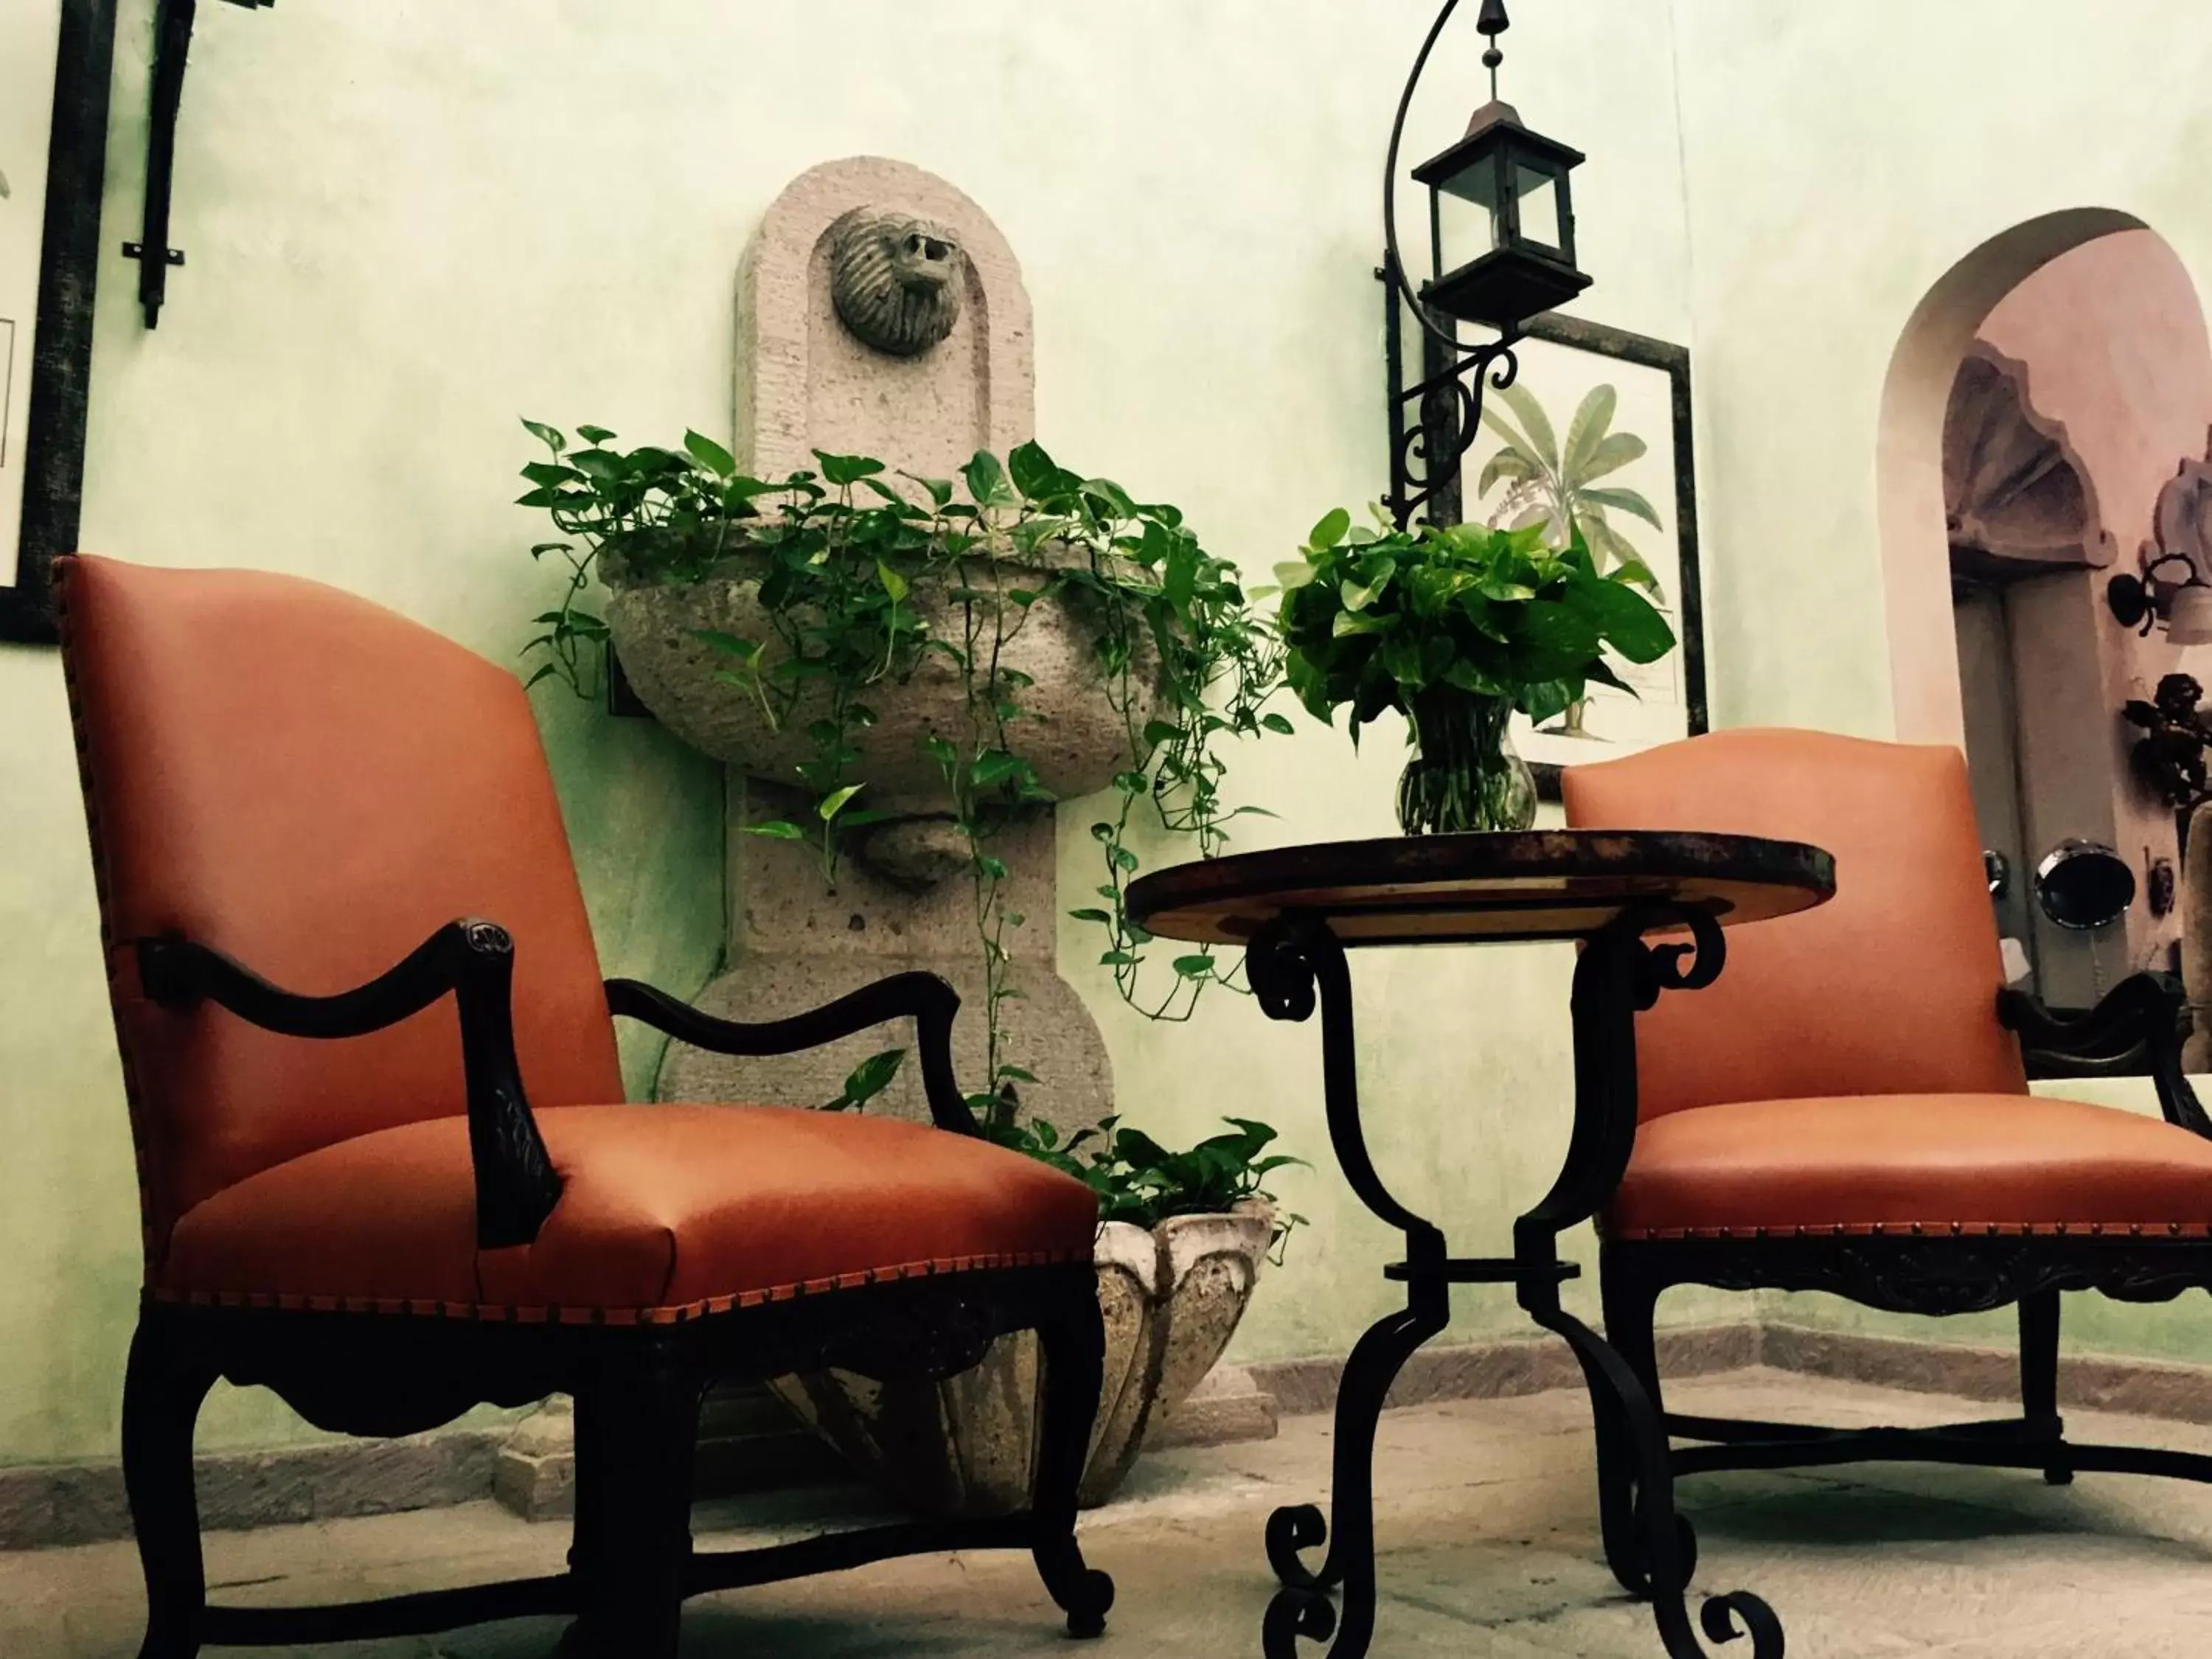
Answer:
495;155;1276;1519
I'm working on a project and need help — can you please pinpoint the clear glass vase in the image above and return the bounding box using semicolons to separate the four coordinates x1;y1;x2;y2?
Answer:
1397;693;1538;835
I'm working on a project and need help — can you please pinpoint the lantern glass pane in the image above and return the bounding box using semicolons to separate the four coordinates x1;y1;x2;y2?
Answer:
1513;162;1562;251
1436;183;1499;262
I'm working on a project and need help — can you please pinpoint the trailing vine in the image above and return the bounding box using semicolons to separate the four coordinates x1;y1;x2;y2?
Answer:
516;422;1301;1243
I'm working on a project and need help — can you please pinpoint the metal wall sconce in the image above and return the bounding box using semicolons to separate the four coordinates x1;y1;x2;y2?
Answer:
1381;0;1590;529
121;0;273;328
2110;551;2212;646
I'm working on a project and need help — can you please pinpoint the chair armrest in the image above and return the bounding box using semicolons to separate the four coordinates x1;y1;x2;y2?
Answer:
136;921;563;1248
605;972;978;1136
1997;973;2211;1138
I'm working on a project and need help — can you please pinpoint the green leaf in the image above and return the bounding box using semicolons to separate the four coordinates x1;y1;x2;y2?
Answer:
1172;954;1216;978
741;820;809;841
692;628;762;661
1332;611;1391;638
1579;431;1647;483
877;561;910;603
815;450;887;487
521;417;566;453
1608;553;1660;591
902;472;956;508
684;430;737;477
1490;382;1559;472
1069;907;1114;924
1520;678;1578;726
818;784;865;821
1307;507;1351;551
1582;655;1637;695
1561;384;1618;481
962;451;1015;507
1475;447;1536;498
1576;486;1663;532
1164;538;1202;612
824;1047;906;1111
574;423;616;444
1576;572;1676;663
1261;712;1296;735
1273;560;1319;591
1008;440;1062;499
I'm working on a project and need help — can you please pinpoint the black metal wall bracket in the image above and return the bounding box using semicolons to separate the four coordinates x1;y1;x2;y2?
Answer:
120;0;272;329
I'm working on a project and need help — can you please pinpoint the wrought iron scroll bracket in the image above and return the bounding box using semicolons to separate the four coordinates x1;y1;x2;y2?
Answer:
122;0;273;330
1380;251;1523;531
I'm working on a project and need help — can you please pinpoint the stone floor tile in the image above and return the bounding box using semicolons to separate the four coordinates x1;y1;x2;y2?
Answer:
10;1371;2212;1656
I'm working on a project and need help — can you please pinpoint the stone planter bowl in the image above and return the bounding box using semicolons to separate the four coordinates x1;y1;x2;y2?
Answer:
602;551;1158;807
768;1201;1273;1515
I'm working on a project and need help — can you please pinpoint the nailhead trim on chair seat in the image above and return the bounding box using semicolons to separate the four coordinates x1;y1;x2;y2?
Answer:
1610;1221;2211;1241
151;1245;1092;1326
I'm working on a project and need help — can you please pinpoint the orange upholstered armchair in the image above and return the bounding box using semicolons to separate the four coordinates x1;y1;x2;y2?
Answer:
1563;728;2212;1585
58;556;1113;1658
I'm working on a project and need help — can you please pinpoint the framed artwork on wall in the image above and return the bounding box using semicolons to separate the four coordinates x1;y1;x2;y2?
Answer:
1464;312;1706;799
0;0;115;644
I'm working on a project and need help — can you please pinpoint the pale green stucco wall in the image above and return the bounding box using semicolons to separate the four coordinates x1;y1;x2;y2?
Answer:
4;0;2212;1469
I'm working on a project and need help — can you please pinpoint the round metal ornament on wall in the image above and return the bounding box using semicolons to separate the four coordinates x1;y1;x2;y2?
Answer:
2034;839;2136;931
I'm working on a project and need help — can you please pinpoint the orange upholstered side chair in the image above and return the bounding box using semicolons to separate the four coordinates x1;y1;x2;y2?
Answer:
58;556;1113;1658
1562;727;2212;1590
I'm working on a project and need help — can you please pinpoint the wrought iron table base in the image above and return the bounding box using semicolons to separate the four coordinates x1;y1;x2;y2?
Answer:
1249;907;1784;1659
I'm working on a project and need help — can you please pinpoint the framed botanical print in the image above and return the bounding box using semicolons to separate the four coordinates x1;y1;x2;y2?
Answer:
1465;312;1706;798
0;0;115;644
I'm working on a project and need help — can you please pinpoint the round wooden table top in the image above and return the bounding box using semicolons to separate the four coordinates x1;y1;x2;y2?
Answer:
1123;830;1835;948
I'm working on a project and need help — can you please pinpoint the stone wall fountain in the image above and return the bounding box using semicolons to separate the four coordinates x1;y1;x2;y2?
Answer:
495;158;1275;1520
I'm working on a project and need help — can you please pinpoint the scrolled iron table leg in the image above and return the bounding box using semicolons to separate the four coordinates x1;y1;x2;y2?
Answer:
1512;906;1785;1658
1251;915;1453;1659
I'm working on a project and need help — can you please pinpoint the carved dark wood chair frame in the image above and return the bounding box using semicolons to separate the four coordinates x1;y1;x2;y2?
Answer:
1596;970;2212;1592
124;921;1112;1657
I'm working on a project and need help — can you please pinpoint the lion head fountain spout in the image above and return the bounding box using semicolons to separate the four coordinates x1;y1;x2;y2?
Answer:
828;209;966;357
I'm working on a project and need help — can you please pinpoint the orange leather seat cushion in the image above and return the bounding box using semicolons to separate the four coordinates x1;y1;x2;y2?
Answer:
161;1105;1098;1324
1608;1093;2212;1239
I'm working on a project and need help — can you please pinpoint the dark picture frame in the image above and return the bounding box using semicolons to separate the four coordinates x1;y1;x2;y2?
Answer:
1506;312;1706;801
1;0;116;646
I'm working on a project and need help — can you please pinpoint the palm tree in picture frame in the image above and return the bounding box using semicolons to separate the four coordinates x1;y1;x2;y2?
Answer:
1478;381;1668;740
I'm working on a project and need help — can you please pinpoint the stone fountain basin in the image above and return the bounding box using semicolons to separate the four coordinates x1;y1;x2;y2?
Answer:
602;550;1158;804
768;1200;1273;1514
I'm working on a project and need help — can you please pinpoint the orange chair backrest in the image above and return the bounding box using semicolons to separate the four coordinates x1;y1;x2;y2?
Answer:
1562;727;2027;1119
58;557;625;1262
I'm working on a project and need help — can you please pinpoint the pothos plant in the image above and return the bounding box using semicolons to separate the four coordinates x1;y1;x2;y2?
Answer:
515;421;1303;1250
1276;510;1674;832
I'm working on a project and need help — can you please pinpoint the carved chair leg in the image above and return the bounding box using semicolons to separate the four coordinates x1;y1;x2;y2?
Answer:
2019;1290;2072;1486
567;1354;706;1659
122;1312;218;1659
1029;1289;1115;1638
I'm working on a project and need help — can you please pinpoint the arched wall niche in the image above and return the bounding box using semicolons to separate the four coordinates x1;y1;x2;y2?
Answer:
1882;215;2212;1001
1879;208;2146;748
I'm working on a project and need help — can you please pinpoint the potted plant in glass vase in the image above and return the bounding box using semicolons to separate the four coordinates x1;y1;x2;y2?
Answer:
1275;510;1673;832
